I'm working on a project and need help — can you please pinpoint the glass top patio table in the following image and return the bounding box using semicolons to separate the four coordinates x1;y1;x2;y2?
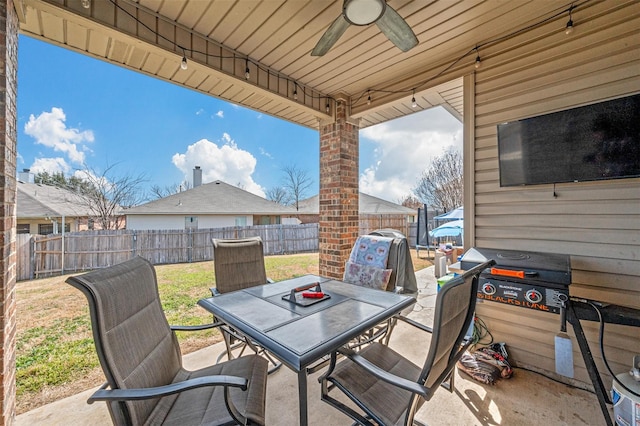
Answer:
198;274;415;426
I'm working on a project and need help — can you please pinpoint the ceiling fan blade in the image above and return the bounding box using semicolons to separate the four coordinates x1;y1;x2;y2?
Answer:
311;15;350;56
376;5;418;52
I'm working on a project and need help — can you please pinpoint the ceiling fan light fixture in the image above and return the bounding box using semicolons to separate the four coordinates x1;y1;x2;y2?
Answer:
343;0;386;26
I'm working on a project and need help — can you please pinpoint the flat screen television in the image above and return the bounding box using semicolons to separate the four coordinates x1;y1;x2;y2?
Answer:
497;93;640;187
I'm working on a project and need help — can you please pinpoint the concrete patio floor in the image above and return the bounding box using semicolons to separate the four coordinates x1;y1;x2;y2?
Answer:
16;266;610;425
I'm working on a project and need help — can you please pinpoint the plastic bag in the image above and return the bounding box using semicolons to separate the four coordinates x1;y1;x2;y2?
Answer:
457;342;513;384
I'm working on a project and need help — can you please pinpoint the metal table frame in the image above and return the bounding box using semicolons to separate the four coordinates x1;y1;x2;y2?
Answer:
198;274;415;426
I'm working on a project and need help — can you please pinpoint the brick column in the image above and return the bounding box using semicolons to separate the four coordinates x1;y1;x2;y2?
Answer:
318;99;359;279
0;1;18;424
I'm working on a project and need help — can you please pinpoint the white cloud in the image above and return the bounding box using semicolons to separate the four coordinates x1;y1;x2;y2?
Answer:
216;110;224;118
24;107;94;165
172;135;266;197
29;157;71;175
196;108;205;116
359;107;462;202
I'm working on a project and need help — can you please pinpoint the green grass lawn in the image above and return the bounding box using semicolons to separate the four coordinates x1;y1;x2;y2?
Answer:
15;251;430;413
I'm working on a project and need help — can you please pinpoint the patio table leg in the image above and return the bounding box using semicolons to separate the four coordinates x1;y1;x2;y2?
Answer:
298;369;308;425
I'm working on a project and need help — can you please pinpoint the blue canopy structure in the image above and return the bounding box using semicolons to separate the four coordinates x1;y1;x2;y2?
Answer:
434;206;463;221
429;219;464;238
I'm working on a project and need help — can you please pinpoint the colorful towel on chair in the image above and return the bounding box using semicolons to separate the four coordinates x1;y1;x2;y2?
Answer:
348;235;393;268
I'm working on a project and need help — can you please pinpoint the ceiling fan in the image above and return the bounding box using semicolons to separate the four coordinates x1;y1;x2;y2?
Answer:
311;0;418;56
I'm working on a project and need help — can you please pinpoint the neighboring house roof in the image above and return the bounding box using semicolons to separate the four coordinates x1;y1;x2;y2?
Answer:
123;180;297;216
297;193;417;215
17;181;93;218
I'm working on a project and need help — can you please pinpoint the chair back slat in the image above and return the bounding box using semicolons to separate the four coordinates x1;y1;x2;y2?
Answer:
420;260;495;389
212;237;268;293
66;256;182;425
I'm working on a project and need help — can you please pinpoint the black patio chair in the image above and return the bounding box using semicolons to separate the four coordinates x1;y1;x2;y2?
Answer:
319;259;495;426
67;256;268;425
211;236;282;373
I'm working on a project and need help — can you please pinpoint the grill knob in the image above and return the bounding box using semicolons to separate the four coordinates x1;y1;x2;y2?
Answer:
525;289;543;303
482;283;496;295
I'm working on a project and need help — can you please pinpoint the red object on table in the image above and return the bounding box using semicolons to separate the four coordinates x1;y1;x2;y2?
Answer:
302;291;324;298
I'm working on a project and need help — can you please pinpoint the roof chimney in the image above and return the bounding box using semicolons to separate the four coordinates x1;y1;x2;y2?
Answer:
193;166;202;187
18;168;35;183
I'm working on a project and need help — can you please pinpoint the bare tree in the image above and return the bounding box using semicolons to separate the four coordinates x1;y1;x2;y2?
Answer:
72;164;147;230
150;181;191;199
266;186;292;205
413;147;463;212
398;194;423;209
282;164;313;211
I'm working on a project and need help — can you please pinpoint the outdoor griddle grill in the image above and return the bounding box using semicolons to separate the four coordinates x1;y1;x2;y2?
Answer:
460;247;571;313
460;247;640;426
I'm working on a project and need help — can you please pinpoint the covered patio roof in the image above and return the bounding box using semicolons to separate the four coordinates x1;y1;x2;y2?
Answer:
16;0;568;128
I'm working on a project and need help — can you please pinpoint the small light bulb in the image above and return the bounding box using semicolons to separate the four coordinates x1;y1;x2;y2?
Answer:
411;96;417;108
326;103;330;113
293;89;298;100
180;56;188;70
245;67;250;79
367;95;371;105
475;55;481;69
81;0;90;9
565;19;574;35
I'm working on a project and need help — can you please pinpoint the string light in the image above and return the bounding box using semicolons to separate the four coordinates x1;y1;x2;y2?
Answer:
565;5;575;35
180;50;188;70
103;0;334;113
81;0;90;9
104;0;581;114
352;2;585;108
411;90;417;108
293;83;298;101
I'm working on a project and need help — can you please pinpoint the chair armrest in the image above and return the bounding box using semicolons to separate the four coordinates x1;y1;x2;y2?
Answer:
170;321;224;332
88;375;248;403
395;314;434;334
337;347;428;397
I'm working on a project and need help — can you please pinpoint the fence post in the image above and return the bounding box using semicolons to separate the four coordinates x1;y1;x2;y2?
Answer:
132;230;137;257
188;228;193;263
30;235;35;281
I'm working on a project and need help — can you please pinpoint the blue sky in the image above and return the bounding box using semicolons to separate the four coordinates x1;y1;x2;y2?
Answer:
18;35;462;203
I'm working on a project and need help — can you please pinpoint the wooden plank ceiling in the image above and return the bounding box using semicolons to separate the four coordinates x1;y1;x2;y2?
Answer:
17;0;574;130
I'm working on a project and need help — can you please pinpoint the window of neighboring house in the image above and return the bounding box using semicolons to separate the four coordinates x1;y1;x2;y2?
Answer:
235;216;247;227
185;216;198;229
38;223;53;235
16;224;30;234
88;218;94;230
38;222;70;235
259;216;270;225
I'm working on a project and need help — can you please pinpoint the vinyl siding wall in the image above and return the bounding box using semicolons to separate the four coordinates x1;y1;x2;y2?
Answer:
470;0;639;386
